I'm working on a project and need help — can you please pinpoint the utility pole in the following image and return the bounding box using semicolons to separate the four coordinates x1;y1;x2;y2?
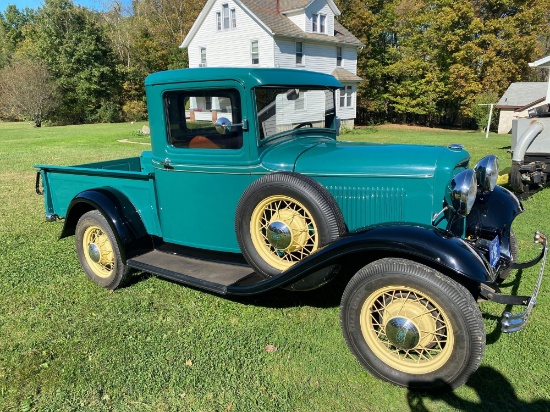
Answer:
478;103;495;138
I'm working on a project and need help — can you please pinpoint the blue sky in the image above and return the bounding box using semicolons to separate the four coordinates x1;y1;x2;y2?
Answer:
3;0;128;12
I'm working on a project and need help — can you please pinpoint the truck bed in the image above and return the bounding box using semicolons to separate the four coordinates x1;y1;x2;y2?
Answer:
35;154;161;236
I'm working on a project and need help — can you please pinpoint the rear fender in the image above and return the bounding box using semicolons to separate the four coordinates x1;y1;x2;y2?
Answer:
61;188;152;261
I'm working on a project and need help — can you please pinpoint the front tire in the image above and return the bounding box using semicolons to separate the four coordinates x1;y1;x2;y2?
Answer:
75;210;129;289
340;258;485;390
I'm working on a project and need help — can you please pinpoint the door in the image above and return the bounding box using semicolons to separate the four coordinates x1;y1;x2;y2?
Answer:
153;83;254;253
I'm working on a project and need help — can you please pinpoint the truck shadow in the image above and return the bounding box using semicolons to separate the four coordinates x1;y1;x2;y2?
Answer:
227;270;354;309
406;366;549;412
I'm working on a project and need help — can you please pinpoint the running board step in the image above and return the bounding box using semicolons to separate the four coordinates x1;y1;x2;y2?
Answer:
127;250;257;294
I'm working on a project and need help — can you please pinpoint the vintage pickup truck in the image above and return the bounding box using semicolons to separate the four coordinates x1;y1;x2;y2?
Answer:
35;68;547;390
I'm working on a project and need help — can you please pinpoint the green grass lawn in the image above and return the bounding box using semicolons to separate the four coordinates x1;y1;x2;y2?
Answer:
1;121;549;411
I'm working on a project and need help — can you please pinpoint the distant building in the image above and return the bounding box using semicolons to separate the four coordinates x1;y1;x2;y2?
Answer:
496;56;550;134
180;0;363;128
496;83;547;134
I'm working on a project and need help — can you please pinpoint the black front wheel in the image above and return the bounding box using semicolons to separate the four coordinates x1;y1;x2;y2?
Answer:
340;258;485;390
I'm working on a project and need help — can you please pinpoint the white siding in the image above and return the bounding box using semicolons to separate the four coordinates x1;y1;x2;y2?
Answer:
274;38;298;68
275;40;357;74
305;0;334;35
336;86;356;121
286;10;305;31
188;0;274;68
341;46;358;74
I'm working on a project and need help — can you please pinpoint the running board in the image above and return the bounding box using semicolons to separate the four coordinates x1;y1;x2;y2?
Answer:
127;249;259;294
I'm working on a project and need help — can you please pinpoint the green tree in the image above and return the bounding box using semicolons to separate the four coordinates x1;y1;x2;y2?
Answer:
0;5;35;67
20;0;121;124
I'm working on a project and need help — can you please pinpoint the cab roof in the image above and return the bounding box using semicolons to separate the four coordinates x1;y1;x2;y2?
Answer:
145;67;342;89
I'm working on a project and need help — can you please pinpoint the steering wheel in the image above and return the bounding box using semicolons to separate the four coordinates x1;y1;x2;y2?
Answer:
293;122;313;129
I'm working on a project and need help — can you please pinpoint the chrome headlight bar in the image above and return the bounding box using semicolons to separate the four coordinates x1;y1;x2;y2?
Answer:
475;155;499;192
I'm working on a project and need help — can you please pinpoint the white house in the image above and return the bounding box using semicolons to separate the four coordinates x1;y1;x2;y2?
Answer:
496;82;547;134
496;55;550;134
180;0;363;127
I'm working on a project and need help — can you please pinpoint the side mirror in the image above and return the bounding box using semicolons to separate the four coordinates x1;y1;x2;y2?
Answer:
215;117;232;134
215;117;247;134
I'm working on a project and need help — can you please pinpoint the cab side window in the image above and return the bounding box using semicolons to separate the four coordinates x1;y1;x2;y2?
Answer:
165;89;243;149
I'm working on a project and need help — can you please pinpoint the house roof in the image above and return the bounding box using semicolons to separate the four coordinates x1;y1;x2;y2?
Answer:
495;82;547;110
279;0;339;15
529;55;550;69
331;68;362;82
181;0;363;48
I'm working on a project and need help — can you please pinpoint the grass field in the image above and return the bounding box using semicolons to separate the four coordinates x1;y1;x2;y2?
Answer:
0;121;549;411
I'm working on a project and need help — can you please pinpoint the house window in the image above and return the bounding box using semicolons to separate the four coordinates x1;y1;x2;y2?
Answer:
200;47;207;67
231;8;236;28
222;4;229;29
339;86;353;107
216;12;221;30
337;47;343;66
205;96;212;111
312;13;326;33
251;40;259;65
312;14;318;32
296;42;303;65
295;92;305;110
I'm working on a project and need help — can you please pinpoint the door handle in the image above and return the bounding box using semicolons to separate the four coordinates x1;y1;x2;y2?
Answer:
161;158;173;170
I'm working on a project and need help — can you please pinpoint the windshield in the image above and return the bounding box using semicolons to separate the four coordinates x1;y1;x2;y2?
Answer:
254;87;336;140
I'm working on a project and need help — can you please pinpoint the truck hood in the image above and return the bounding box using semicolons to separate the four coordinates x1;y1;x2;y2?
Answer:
289;140;469;178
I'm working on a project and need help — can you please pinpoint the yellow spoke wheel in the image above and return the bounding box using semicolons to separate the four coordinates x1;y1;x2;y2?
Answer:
236;173;346;279
360;286;454;374
340;258;485;390
250;195;318;271
82;225;115;278
75;210;129;289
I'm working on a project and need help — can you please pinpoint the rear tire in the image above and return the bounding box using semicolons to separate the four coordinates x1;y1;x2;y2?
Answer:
340;258;485;390
75;210;129;289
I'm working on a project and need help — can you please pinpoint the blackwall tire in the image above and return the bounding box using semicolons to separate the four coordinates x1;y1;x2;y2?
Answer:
75;210;130;289
236;172;346;278
340;258;485;390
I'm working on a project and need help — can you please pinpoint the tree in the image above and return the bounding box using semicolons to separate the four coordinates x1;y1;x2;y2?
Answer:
0;5;35;67
0;59;59;126
20;0;121;124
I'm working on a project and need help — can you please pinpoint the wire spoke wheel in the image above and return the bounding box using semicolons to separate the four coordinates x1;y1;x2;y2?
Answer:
361;286;454;374
236;172;346;278
251;195;318;271
75;210;130;289
82;225;115;278
340;258;485;390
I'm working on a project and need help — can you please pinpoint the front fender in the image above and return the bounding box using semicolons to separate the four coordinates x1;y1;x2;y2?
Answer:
227;223;493;295
466;185;523;260
61;188;152;261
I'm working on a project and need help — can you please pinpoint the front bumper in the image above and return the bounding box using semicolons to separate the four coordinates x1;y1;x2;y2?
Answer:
501;232;548;332
480;232;548;332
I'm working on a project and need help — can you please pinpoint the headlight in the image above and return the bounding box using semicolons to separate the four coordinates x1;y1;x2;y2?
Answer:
475;155;499;192
446;169;477;216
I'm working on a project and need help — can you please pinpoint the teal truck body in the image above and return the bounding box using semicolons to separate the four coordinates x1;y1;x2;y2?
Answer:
35;67;547;390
